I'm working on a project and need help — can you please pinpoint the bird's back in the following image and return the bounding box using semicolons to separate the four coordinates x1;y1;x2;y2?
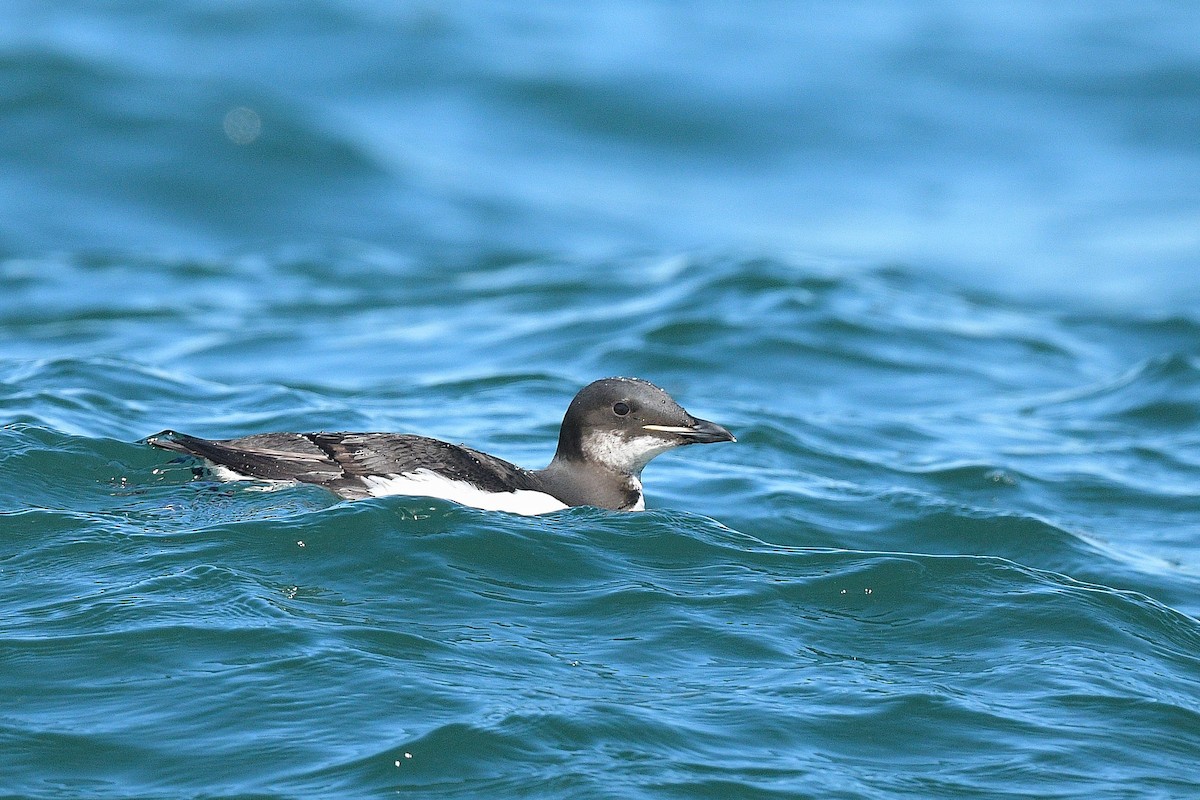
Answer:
147;430;539;501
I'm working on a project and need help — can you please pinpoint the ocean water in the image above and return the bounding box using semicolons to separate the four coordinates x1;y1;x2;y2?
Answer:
2;3;1200;799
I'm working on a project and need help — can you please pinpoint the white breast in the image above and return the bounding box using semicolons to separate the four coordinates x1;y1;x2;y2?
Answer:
360;469;569;515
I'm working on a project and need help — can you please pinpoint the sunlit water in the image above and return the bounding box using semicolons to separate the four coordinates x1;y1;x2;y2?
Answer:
2;3;1199;799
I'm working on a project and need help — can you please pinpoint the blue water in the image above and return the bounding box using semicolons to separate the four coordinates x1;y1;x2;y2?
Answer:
2;3;1200;798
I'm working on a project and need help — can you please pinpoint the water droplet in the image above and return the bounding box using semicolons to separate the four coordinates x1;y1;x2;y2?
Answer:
223;106;262;145
984;469;1017;486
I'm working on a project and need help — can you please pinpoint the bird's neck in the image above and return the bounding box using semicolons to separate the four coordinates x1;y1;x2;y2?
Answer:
532;455;643;511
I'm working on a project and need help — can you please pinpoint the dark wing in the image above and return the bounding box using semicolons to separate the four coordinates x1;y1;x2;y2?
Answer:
306;432;535;494
146;430;537;499
146;430;344;480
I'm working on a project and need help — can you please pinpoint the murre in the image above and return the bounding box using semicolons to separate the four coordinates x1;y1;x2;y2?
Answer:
146;377;735;515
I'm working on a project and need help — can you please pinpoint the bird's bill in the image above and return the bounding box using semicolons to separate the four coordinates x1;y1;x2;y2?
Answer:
642;417;736;444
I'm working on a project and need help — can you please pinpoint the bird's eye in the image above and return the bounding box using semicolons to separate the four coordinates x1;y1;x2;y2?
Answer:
612;401;630;417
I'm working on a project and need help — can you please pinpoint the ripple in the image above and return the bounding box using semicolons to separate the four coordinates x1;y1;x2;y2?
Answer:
2;245;1200;798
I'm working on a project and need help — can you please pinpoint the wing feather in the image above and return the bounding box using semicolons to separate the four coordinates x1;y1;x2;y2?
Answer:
147;430;539;499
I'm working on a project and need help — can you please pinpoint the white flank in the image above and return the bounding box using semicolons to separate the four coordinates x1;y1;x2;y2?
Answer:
360;469;569;515
209;465;291;492
211;465;254;482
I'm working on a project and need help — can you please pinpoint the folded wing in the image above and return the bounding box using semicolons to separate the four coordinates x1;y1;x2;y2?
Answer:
146;430;537;500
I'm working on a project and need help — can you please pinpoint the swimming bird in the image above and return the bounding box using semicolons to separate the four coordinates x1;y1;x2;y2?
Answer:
146;377;735;514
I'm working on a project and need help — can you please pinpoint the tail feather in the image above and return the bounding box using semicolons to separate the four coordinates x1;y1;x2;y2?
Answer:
144;430;195;455
144;430;339;482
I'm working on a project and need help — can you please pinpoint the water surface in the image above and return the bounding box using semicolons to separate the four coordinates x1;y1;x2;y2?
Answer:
2;3;1199;798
